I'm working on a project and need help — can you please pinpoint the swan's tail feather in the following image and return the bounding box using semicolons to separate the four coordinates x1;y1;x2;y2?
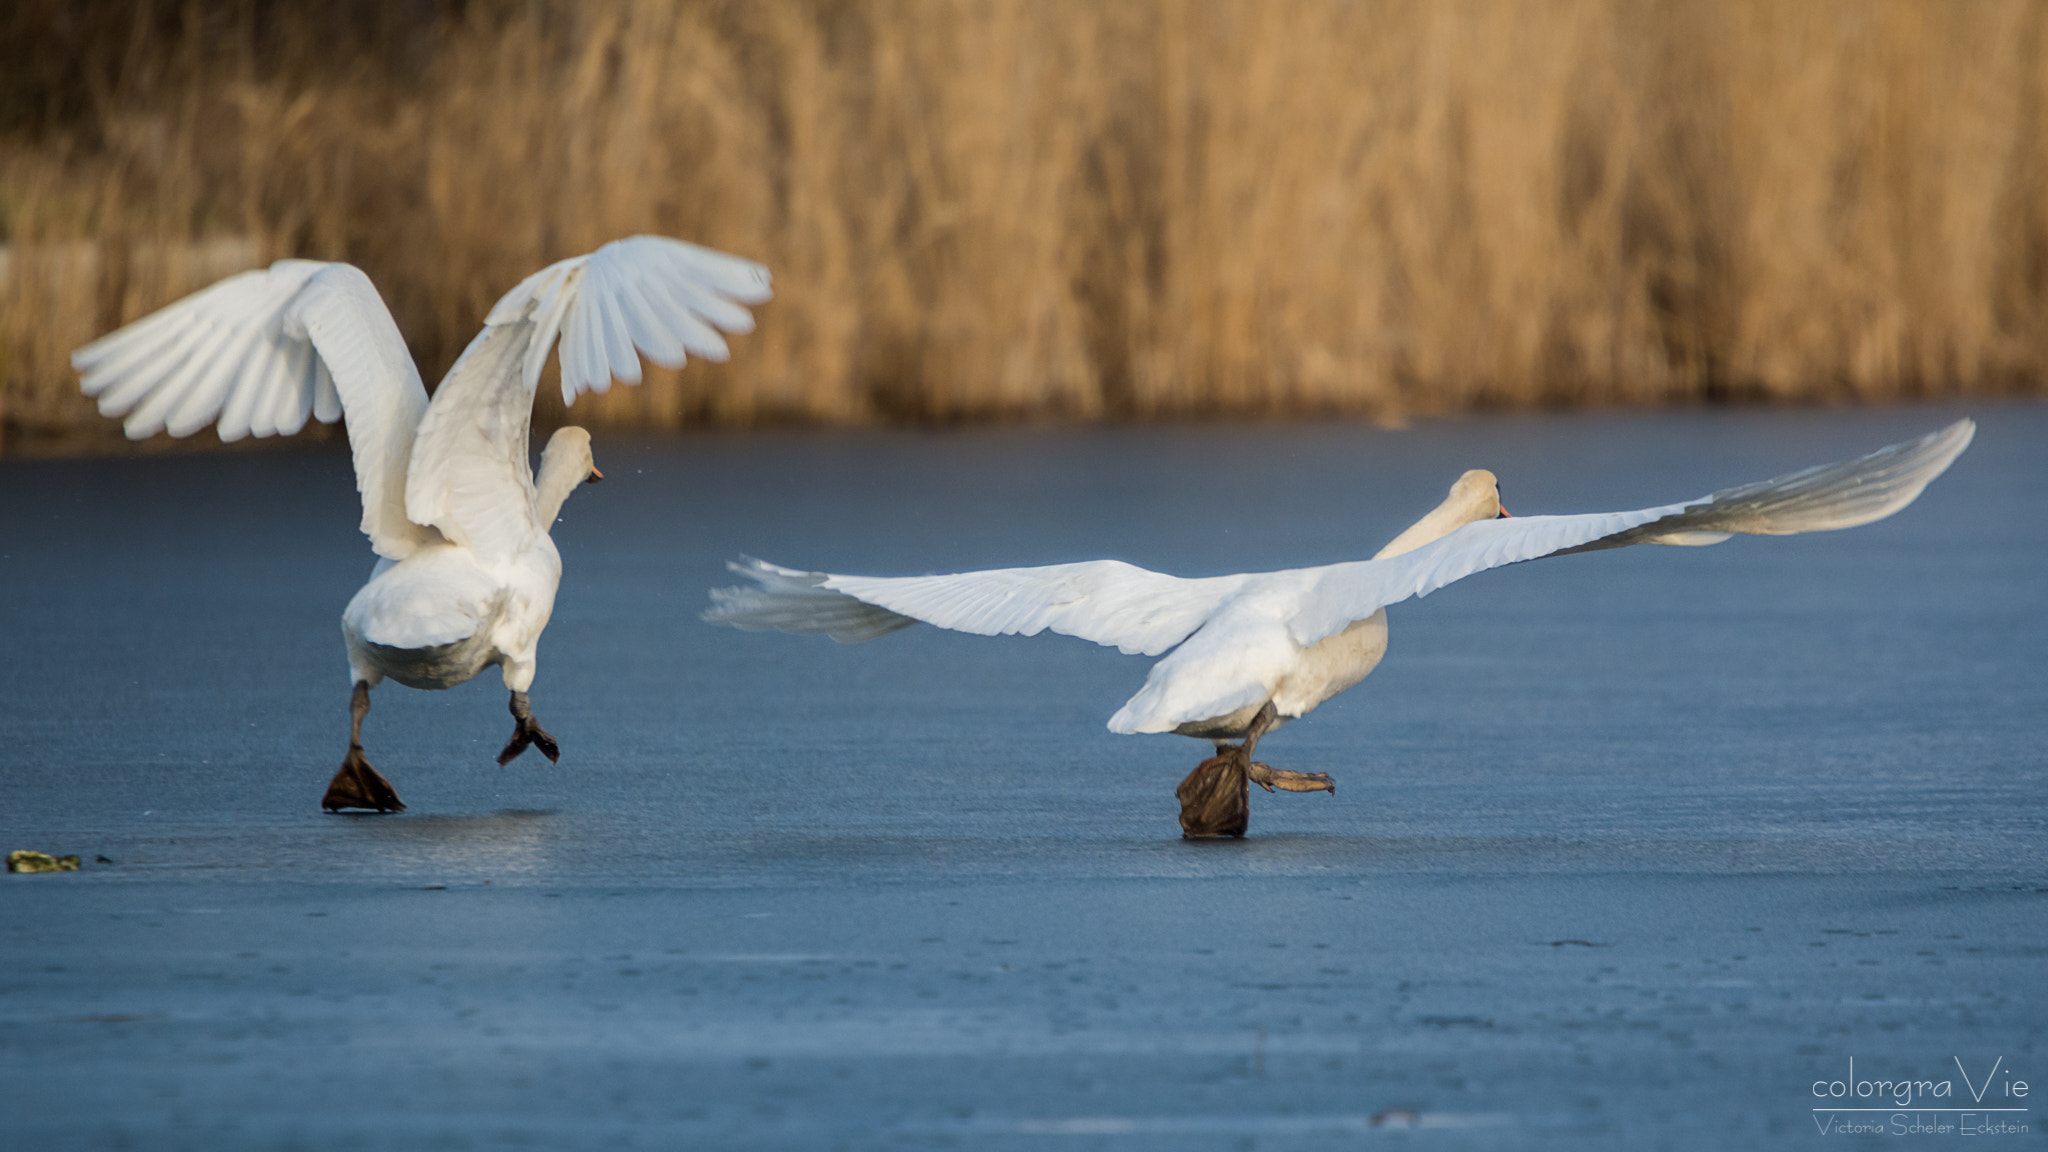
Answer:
703;557;919;644
1567;418;1976;553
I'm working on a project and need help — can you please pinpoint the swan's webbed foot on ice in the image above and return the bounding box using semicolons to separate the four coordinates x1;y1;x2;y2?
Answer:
1176;747;1251;838
497;691;560;766
323;682;406;813
324;746;407;813
1174;702;1333;838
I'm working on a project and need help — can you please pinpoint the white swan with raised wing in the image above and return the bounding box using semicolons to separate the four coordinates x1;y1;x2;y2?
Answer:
707;420;1973;836
75;236;770;812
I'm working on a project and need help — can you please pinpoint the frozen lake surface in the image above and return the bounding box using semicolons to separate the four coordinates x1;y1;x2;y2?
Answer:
2;404;2043;1149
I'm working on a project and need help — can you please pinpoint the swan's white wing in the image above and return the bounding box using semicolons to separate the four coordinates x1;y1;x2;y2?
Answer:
406;236;770;562
1285;419;1976;648
707;557;1248;657
402;319;543;561
72;260;435;559
485;234;772;406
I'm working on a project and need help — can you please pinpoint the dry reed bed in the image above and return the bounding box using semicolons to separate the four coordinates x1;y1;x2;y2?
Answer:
2;0;2044;453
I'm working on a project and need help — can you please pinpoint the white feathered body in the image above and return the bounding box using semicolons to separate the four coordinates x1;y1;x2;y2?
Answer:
1144;586;1390;742
327;314;574;696
343;538;561;692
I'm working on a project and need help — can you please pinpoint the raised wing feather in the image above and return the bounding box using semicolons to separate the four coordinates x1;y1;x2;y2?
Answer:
707;556;1248;656
485;235;772;406
73;260;434;559
406;236;770;562
1286;419;1975;648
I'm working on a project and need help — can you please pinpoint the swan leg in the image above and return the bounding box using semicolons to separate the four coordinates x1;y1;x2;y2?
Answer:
1240;701;1280;759
1239;701;1335;794
497;691;561;766
322;681;406;813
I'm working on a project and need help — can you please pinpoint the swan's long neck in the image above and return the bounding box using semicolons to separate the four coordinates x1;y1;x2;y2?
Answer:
1372;470;1501;560
533;436;591;532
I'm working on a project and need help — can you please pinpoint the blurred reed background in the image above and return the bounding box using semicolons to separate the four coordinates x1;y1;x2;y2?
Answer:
2;0;2044;453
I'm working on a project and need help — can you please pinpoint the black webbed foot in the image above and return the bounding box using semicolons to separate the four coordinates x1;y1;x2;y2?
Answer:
323;746;406;813
324;681;403;813
498;690;561;766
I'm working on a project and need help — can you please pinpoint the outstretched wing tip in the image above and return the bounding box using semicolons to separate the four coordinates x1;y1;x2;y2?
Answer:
705;556;917;642
1936;415;1976;455
515;235;771;405
1284;417;1976;649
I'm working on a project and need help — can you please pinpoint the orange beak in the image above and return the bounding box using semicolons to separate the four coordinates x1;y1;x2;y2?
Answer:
1496;505;1512;518
587;467;604;484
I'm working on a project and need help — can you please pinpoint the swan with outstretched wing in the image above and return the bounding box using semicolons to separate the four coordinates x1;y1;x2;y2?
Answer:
707;420;1973;836
76;236;770;812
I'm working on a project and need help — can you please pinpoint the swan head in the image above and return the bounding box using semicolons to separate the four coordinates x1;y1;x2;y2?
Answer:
536;426;602;527
1370;468;1507;559
540;426;602;481
1449;469;1508;520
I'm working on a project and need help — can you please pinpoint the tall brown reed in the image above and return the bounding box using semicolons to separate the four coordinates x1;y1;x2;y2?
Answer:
3;0;2044;453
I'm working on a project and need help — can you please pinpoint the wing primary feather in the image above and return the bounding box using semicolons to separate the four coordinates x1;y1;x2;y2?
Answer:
163;321;270;438
276;350;315;436
119;318;244;438
670;305;732;363
653;236;773;303
592;271;642;385
215;327;294;442
73;306;184;378
75;308;196;392
612;273;687;368
637;264;734;358
660;272;757;333
249;336;307;439
89;318;216;419
525;265;581;399
703;558;920;644
566;277;610;394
